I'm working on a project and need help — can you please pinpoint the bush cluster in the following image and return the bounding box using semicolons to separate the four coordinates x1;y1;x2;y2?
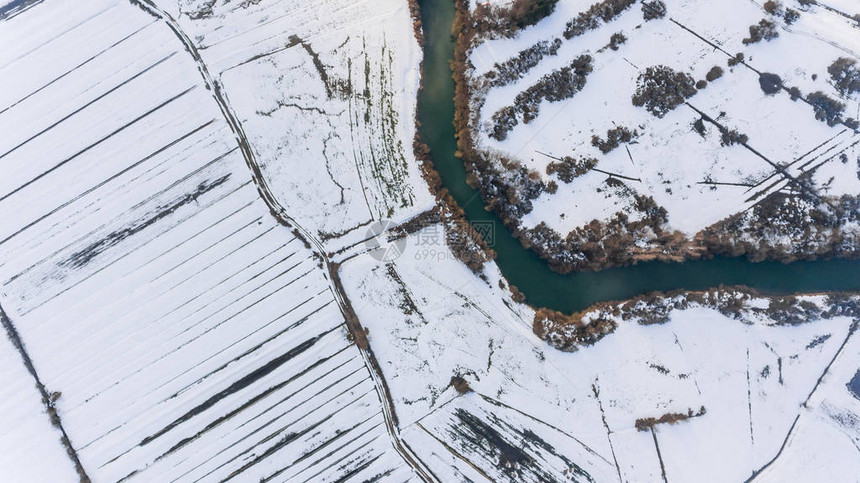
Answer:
518;54;593;119
701;191;860;264
487;38;563;87
591;126;638;153
467;152;548;226
546;156;598;182
743;19;779;44
705;65;724;82
720;128;749;146
807;91;846;126
533;307;618;352
490;55;594;140
635;407;707;431
763;0;782;14
728;52;745;67
631;65;697;118
490;106;518;141
563;0;637;39
470;0;559;39
758;72;783;94
608;32;627;50
788;86;802;100
522;187;673;274
641;0;667;20
509;0;560;29
827;58;860;96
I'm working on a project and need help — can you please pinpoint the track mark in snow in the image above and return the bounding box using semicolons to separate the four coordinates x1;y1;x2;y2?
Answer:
592;381;623;482
0;52;178;160
0;85;197;204
63;174;231;269
0;19;157;115
131;327;338;450
748;320;859;479
183;358;367;481
651;428;668;483
0;119;217;247
747;348;755;448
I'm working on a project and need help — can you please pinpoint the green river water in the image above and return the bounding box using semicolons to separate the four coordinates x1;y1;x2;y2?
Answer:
415;0;860;313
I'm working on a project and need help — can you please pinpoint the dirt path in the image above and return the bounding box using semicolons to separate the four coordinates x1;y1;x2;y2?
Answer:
128;1;437;480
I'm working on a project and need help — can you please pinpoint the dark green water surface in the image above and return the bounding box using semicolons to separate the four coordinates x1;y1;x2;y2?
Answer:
416;0;860;313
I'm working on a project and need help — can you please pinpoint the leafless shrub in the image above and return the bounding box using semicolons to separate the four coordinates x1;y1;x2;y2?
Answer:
764;1;782;15
451;375;473;394
728;52;745;67
788;86;802;100
828;58;860;96
546;156;598;182
564;0;637;39
706;66;724;82
490;55;594;138
635;407;707;431
720;128;749;146
608;32;628;50
641;0;667;20
591;126;638;153
743;19;779;44
509;0;560;29
487;38;563;88
807;91;846;126
631;65;697;118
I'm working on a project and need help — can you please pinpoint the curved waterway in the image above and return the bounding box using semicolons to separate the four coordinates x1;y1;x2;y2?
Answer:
416;0;860;313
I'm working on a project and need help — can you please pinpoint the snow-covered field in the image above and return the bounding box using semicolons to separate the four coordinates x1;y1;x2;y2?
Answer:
151;0;435;245
468;0;860;249
0;0;413;480
341;224;860;482
4;0;860;480
0;318;79;482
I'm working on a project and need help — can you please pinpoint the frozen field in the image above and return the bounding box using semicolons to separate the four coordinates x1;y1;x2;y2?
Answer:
0;312;79;482
150;0;435;245
341;224;860;482
3;0;859;480
467;0;860;254
0;0;413;480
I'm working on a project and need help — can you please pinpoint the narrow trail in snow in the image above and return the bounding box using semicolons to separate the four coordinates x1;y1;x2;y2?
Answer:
747;319;859;481
127;1;437;480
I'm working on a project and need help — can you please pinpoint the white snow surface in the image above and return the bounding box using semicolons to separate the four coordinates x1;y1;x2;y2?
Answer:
3;0;860;480
341;224;860;482
152;0;435;247
470;0;860;236
0;0;414;480
0;332;79;483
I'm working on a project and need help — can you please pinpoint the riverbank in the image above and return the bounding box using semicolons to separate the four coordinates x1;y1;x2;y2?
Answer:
534;287;860;352
451;0;860;275
413;0;860;315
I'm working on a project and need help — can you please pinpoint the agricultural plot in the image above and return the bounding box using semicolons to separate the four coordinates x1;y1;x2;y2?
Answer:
341;224;860;481
151;0;434;245
405;393;618;482
0;0;411;480
0;316;79;482
465;0;860;269
755;326;860;481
